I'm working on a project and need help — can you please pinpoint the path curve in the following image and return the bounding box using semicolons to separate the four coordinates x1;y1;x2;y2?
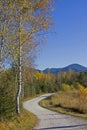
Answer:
23;94;87;130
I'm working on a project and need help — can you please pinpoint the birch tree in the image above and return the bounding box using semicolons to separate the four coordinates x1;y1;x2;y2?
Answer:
0;0;54;114
10;0;54;115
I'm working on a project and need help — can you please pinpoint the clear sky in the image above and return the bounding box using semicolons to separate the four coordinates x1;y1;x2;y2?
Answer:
36;0;87;70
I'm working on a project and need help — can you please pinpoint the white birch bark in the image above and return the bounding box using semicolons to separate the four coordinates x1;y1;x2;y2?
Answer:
0;36;3;70
16;47;22;114
0;23;4;71
16;16;22;114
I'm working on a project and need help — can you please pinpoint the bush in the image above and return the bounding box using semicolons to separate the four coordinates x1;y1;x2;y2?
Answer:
78;87;87;113
61;83;72;91
76;83;84;90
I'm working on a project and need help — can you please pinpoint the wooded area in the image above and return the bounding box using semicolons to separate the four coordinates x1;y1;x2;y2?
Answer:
0;0;54;119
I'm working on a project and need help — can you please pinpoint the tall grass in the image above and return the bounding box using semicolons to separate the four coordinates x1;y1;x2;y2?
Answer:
40;83;87;118
51;84;87;114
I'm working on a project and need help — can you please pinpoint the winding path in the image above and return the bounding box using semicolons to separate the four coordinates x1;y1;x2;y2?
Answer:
23;94;87;130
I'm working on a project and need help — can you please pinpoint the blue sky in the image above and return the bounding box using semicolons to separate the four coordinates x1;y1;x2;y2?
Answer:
36;0;87;70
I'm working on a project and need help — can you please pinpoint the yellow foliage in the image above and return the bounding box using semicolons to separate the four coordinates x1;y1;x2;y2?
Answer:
61;83;72;91
75;83;87;109
78;87;87;101
76;83;84;90
76;83;87;112
34;71;55;82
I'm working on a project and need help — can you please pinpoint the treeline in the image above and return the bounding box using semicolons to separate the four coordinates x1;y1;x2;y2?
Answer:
55;69;87;89
24;70;58;97
25;69;87;95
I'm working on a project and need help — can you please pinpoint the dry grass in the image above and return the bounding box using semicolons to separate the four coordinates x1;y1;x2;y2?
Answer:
40;89;87;119
0;109;37;130
51;90;87;113
0;94;47;130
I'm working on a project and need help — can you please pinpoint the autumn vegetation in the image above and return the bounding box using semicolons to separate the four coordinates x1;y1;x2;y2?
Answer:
1;68;87;119
39;71;87;118
1;62;87;129
0;0;87;129
0;109;37;130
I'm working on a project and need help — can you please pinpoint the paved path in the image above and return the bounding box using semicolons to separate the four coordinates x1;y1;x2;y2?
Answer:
23;94;87;130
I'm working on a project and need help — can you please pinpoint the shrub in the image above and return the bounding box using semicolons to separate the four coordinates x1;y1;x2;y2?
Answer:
78;87;87;113
76;83;84;90
61;83;72;91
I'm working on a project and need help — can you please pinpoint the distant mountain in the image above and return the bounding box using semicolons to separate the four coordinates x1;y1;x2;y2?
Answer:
43;64;87;74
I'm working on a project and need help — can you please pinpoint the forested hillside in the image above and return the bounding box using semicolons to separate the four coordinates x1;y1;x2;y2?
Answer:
43;64;87;74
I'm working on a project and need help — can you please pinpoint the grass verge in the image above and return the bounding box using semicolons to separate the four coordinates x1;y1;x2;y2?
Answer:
0;94;42;130
0;93;47;130
0;109;37;130
39;91;87;119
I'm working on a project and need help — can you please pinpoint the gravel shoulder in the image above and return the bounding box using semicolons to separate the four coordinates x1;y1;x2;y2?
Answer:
23;93;87;130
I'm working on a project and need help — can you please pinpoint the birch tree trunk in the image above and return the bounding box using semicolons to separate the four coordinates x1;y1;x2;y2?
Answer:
0;23;4;71
0;36;3;71
16;49;22;114
16;16;22;114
